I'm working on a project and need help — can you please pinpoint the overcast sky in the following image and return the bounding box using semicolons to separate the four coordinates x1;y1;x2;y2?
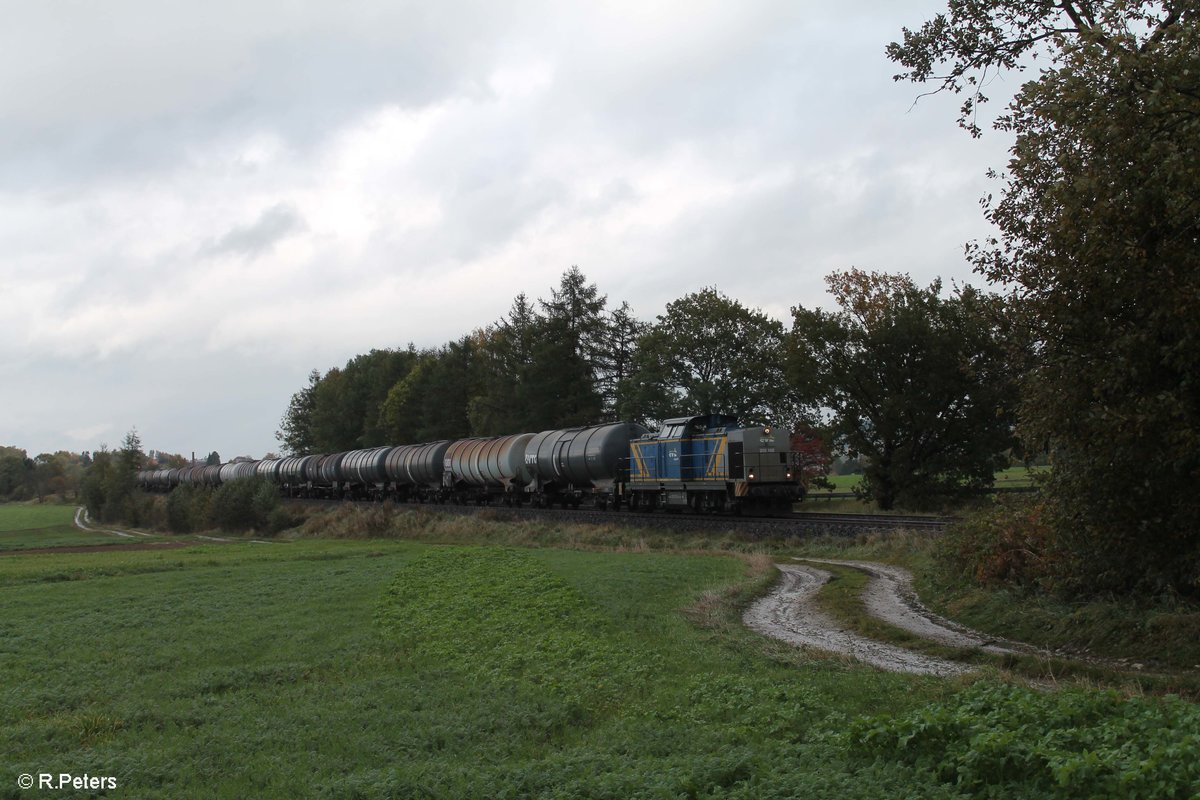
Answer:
0;0;1015;460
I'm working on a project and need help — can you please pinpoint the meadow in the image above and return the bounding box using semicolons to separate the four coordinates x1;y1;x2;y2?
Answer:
1;503;1196;798
0;505;131;552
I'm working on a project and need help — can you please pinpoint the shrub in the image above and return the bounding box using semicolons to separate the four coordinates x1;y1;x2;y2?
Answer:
206;477;279;532
848;682;1200;797
936;496;1054;590
166;485;197;533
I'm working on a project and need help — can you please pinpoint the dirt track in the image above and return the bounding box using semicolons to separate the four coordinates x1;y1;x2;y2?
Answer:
800;558;1020;655
744;563;971;676
743;555;1036;674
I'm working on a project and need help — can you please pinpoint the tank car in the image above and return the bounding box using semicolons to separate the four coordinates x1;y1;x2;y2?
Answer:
442;433;534;503
524;422;649;508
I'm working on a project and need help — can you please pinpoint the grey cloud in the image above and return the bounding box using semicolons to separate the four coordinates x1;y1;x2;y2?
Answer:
204;203;306;259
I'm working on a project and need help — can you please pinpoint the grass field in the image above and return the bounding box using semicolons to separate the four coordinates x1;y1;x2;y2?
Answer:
3;503;1196;798
0;504;77;532
0;503;138;552
0;536;962;798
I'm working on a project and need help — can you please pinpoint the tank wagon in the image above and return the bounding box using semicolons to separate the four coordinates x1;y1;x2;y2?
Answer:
137;415;804;514
524;422;649;507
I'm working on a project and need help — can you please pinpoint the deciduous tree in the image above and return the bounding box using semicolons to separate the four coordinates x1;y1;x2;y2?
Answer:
622;288;794;427
892;1;1200;593
791;270;1016;510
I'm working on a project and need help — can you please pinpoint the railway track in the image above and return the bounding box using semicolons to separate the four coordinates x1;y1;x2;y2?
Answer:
287;498;950;537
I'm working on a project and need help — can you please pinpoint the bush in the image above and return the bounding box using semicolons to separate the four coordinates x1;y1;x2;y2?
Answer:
936;496;1054;590
166;485;197;533
848;682;1200;798
206;477;279;532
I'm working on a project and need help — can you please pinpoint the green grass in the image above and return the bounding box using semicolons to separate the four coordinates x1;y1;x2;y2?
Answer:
802;466;1043;510
0;503;77;532
3;510;1197;798
991;465;1045;489
0;535;967;798
0;503;135;552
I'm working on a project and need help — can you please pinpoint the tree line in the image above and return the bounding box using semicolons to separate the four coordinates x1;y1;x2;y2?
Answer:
889;0;1199;597
0;447;90;503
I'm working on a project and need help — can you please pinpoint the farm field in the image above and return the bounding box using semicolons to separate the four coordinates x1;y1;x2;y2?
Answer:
810;466;1042;497
3;505;1197;798
801;466;1043;513
0;503;134;552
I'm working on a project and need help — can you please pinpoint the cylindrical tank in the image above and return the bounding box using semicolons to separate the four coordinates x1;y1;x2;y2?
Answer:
314;452;347;486
480;433;535;486
383;445;418;486
384;442;450;487
278;455;318;485
525;422;649;488
306;454;329;484
409;441;449;487
342;447;391;485
200;464;223;487
256;459;283;483
177;466;200;486
218;460;259;483
443;439;482;486
444;434;535;487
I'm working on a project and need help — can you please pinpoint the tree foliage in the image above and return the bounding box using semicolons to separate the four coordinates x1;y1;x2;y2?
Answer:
621;288;795;427
276;270;803;458
287;268;656;452
792;271;1017;510
893;2;1200;593
80;430;146;523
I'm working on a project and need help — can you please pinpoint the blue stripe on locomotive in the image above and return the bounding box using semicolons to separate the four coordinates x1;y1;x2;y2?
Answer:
628;414;736;483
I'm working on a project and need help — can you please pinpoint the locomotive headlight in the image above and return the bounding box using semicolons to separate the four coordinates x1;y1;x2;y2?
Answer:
763;427;771;435
747;469;756;480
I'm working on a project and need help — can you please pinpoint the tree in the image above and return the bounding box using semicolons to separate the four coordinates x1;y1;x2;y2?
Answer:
621;288;795;426
892;2;1200;594
594;301;649;420
80;430;145;523
81;447;112;519
380;338;477;443
0;447;33;500
469;273;606;435
791;270;1017;510
276;369;321;455
205;451;221;466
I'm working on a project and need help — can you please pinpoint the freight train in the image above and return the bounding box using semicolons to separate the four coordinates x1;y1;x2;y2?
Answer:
137;414;804;515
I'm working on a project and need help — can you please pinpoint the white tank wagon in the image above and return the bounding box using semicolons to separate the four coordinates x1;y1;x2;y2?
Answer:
255;458;283;483
218;459;260;484
312;452;349;494
442;433;535;502
277;454;321;496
